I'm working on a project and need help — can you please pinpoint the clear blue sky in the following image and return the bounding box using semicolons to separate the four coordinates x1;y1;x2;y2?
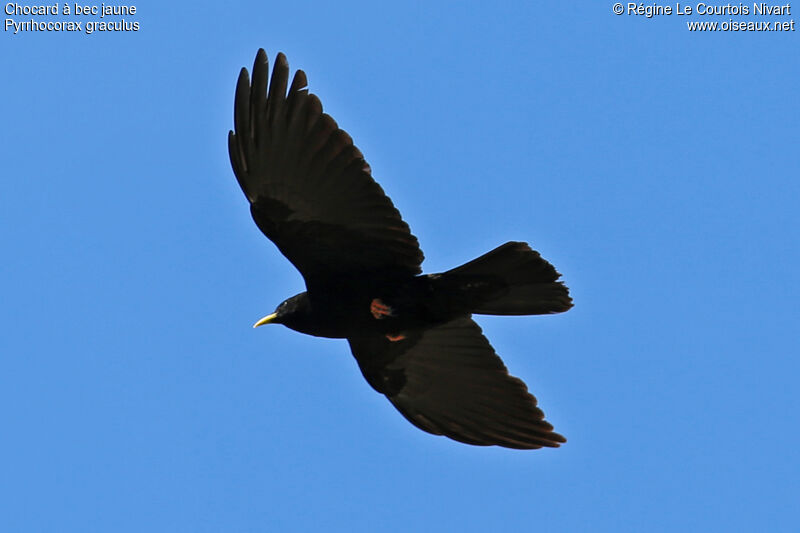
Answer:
2;2;798;531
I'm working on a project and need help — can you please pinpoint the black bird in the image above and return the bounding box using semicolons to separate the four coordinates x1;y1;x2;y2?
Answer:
228;50;573;450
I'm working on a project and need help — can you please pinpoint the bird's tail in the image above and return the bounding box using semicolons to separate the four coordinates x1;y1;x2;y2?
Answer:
441;242;572;315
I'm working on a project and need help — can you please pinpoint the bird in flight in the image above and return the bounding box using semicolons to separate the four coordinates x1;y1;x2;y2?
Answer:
228;49;573;450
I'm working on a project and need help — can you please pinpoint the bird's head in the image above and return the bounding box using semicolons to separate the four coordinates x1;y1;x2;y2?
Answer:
252;292;311;330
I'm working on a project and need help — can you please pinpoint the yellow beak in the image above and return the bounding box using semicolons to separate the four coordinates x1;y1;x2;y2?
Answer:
252;312;278;328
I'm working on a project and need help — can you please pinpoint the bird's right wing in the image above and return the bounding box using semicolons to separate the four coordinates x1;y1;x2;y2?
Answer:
348;318;566;449
228;50;424;290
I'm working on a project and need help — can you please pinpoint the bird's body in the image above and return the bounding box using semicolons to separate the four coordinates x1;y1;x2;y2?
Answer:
275;245;568;340
228;49;573;449
273;276;454;339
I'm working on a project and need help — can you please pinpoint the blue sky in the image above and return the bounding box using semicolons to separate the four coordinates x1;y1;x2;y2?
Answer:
2;1;798;531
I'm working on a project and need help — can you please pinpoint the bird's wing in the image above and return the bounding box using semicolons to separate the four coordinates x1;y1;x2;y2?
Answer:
348;317;566;449
228;50;424;289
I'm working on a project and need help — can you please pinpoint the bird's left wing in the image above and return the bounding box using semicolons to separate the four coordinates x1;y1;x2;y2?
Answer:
348;318;566;449
228;50;424;289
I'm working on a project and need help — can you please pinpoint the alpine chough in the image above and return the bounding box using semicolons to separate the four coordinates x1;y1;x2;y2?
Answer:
228;50;573;450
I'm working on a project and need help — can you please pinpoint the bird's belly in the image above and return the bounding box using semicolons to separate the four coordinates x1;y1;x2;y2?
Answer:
302;277;470;339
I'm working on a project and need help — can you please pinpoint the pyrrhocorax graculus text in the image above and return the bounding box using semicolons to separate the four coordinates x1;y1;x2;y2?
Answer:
228;49;573;449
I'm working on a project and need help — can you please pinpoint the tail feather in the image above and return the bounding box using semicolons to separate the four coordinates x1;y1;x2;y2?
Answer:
443;242;572;316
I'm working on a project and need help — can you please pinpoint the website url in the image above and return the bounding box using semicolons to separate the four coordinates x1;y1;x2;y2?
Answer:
687;19;796;31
